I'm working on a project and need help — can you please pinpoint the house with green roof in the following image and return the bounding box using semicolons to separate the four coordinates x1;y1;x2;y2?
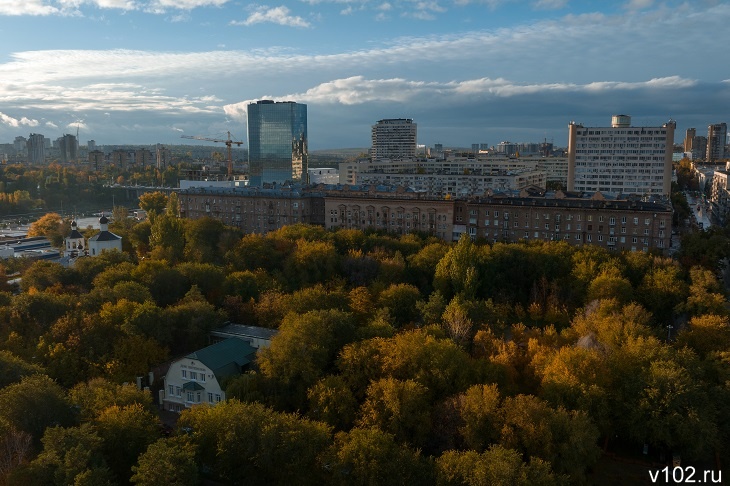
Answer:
161;338;257;412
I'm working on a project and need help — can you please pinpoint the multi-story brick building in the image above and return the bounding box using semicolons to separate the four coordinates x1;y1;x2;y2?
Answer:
452;190;671;252
179;186;325;232
179;184;672;253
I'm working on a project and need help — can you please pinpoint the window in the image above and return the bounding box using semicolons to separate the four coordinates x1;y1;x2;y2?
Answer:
190;371;197;380
187;392;194;402
181;370;187;379
168;385;174;396
208;393;213;402
215;394;221;403
200;374;206;382
175;387;181;397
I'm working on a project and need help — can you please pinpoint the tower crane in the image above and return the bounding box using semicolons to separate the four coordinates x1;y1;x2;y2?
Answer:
181;131;243;179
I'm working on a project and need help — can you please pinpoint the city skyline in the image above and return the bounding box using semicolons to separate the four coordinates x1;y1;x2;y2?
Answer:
0;0;729;149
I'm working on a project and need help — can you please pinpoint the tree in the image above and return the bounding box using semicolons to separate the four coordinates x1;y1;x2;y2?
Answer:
676;314;730;358
93;403;159;483
149;214;186;263
376;283;422;327
435;446;561;486
0;421;33;483
283;238;340;289
498;394;600;482
179;400;332;485
306;375;358;431
454;383;501;452
18;424;113;486
131;438;198;486
27;212;69;247
0;374;74;442
357;377;432;448
20;260;77;293
258;310;356;409
324;428;431;486
434;235;481;299
69;378;155;422
137;191;168;217
0;350;43;388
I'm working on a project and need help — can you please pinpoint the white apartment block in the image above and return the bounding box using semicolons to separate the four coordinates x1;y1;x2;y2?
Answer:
568;115;675;195
371;118;417;161
339;155;549;197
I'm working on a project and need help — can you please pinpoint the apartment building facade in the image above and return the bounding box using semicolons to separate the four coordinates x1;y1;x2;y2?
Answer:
179;184;672;253
567;115;675;195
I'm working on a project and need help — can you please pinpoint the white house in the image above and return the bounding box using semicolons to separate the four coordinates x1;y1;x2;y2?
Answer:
87;214;122;256
161;338;257;412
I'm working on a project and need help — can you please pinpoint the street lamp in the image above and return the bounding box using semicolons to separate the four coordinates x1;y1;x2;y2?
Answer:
666;324;674;342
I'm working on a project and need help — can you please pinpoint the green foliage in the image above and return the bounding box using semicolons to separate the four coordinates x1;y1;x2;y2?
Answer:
0;374;74;442
131;438;199;486
179;400;332;485
258;310;356;408
93;403;159;483
435;446;562;486
324;427;431;486
0;350;43;388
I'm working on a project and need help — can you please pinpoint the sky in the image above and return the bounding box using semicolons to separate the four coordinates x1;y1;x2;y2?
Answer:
0;0;728;150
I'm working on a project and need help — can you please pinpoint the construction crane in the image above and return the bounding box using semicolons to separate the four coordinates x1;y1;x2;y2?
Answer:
181;131;243;179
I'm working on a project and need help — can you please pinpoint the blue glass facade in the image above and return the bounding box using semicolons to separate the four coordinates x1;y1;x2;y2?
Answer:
247;100;307;187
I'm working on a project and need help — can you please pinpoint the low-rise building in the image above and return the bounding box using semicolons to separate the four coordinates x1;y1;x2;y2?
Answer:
161;338;257;412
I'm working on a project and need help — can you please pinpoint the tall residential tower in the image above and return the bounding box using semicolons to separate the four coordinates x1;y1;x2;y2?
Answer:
567;115;675;196
247;100;308;187
706;123;727;162
371;118;417;161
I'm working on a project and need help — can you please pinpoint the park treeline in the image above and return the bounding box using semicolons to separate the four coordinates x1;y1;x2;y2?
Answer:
0;193;729;485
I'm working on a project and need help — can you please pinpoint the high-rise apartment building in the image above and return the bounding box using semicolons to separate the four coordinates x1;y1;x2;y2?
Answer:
706;123;727;162
156;144;170;170
371;118;417;161
26;133;46;165
58;134;78;163
247;100;308;187
567;115;675;195
684;128;696;153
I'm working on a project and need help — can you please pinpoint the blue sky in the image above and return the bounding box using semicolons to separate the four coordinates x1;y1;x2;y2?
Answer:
0;0;728;150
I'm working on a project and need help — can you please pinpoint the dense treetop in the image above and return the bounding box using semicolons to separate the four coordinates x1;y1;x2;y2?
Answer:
0;190;728;484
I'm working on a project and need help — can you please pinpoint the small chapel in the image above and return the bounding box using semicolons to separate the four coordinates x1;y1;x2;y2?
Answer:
64;214;122;257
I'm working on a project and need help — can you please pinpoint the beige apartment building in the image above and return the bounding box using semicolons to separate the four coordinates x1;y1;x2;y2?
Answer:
179;186;325;233
452;190;671;252
179;184;672;254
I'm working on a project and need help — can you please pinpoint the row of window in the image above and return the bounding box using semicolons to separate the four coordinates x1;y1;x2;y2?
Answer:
181;369;206;382
168;385;222;404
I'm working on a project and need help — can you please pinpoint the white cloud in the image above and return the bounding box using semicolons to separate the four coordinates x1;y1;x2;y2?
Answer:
532;0;567;9
624;0;653;10
45;121;59;129
0;111;39;127
0;0;60;16
221;75;699;111
232;6;310;27
0;0;230;16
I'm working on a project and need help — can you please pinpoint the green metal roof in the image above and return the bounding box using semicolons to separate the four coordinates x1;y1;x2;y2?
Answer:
186;338;257;382
182;381;205;391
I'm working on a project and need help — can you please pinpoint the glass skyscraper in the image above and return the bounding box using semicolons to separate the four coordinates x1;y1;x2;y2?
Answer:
247;100;307;187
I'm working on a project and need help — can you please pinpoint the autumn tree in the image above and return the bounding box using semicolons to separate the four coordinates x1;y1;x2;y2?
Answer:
324;427;431;486
131;438;198;486
137;191;168;218
27;212;69;247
